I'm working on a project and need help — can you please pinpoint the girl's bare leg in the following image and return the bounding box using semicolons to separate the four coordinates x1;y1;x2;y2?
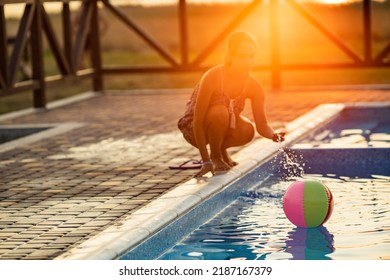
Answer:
205;105;231;171
222;116;255;166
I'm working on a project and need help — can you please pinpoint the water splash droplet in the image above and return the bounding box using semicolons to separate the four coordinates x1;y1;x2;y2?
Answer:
274;148;306;180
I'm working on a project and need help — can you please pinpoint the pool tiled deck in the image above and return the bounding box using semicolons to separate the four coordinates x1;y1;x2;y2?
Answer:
0;86;389;260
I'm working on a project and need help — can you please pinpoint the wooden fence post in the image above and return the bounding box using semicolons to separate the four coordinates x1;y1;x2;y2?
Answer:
31;0;46;108
90;0;103;92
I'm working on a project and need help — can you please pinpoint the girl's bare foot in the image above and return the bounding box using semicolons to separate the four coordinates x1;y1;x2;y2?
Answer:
225;158;238;167
212;158;231;172
222;150;238;167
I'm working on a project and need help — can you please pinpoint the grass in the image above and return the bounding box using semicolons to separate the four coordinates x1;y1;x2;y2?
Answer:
1;1;390;114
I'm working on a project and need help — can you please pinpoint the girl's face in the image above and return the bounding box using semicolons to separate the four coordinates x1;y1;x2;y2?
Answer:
230;41;257;72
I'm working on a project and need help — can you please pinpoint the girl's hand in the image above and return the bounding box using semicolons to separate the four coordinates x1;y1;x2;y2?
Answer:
272;132;286;142
194;162;214;177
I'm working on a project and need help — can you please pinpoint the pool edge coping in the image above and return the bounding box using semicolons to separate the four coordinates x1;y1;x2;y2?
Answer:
0;92;99;153
0;122;86;154
56;102;389;260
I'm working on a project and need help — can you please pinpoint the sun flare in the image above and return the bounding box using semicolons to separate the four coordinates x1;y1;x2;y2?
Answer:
317;0;352;5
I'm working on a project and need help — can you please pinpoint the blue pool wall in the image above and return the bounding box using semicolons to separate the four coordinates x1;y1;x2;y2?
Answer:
120;146;390;260
284;148;390;177
119;154;278;260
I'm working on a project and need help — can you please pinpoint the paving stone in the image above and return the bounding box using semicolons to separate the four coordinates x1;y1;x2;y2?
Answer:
2;254;29;260
121;199;148;205
18;243;46;249
64;233;89;238
83;220;112;227
25;249;63;259
73;212;103;218
93;204;120;209
28;239;53;244
61;206;94;212
55;224;82;229
0;228;29;234
16;219;45;225
46;216;74;221
51;237;83;244
109;204;138;211
49;227;74;233
38;221;63;226
9;234;38;240
65;218;93;224
0;243;23;249
0;249;12;255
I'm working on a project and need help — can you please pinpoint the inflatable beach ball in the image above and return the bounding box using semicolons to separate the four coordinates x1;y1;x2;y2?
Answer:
283;179;333;228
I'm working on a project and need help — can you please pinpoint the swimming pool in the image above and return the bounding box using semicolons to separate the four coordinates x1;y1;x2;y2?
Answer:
159;148;390;260
156;105;390;260
60;103;389;260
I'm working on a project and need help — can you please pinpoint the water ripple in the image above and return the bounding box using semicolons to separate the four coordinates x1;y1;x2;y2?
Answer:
161;172;390;260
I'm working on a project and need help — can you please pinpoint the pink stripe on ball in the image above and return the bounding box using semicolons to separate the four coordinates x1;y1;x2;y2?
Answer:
283;180;306;228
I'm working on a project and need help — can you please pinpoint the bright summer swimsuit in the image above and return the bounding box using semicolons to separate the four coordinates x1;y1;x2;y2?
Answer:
178;65;249;147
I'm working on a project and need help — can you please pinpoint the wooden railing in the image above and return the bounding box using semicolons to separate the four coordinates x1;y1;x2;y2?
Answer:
0;0;389;109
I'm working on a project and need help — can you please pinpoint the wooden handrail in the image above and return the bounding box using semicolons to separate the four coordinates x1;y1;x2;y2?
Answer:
0;0;389;109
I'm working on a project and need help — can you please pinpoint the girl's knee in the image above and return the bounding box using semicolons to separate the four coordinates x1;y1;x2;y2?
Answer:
206;105;229;127
225;121;254;147
234;118;254;145
242;122;255;144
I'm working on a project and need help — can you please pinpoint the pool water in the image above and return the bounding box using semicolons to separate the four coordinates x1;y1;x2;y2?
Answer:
160;149;390;260
122;105;390;261
293;107;390;149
